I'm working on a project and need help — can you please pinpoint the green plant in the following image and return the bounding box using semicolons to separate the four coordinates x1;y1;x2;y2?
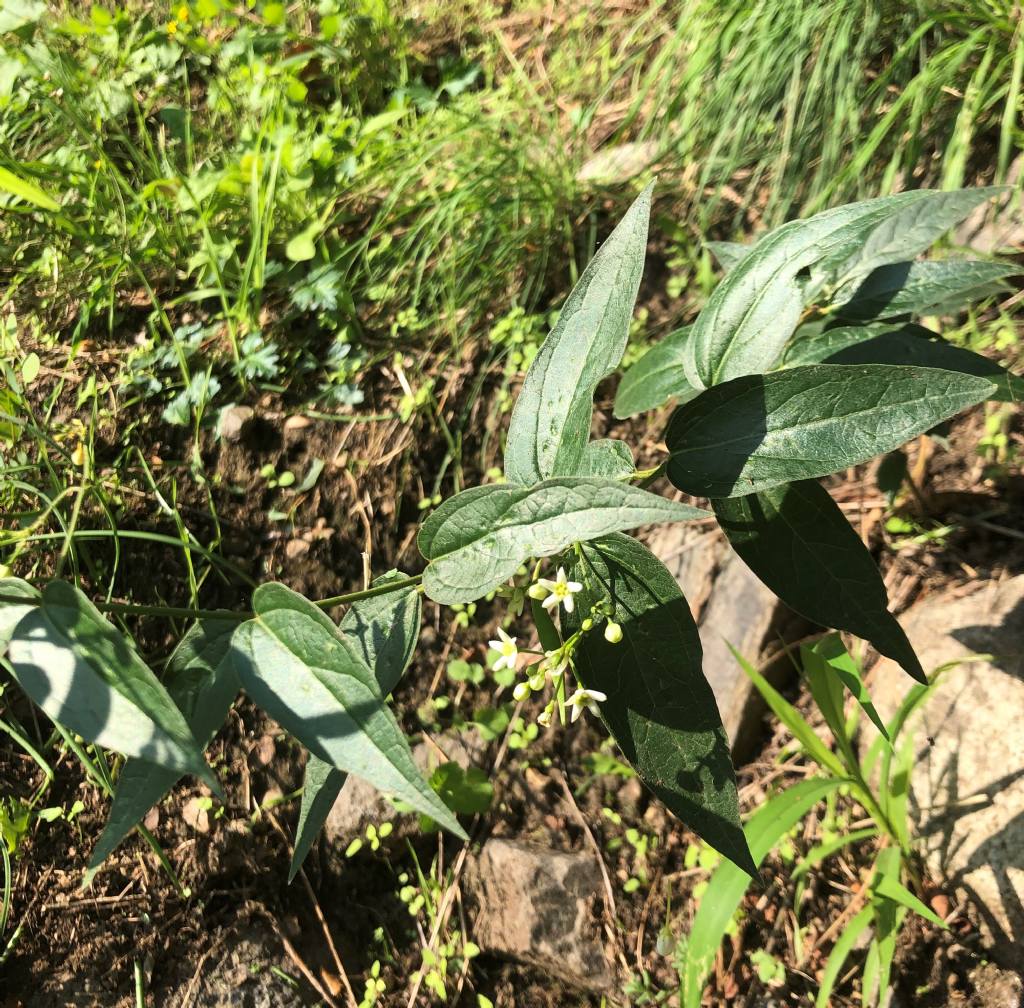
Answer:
0;182;1018;897
669;636;952;1007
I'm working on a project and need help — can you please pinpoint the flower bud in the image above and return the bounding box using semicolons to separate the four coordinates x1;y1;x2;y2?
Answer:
604;620;623;644
513;681;531;702
581;618;593;632
527;582;548;600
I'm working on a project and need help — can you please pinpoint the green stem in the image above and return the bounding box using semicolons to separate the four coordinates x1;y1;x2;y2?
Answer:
0;573;425;623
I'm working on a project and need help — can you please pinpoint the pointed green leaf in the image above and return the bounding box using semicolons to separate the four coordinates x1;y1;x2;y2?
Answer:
832;260;1016;321
7;581;215;784
289;754;344;882
613;326;699;419
815;187;1004;292
804;635;891;738
578;438;635;478
339;570;421;697
780;322;895;367
686;189;1002;388
815;327;1024;404
813;905;874;1008
289;571;421;880
874;873;946;928
683;777;845;1008
706;241;749;272
505;184;651;484
418;478;708;604
729;644;847;778
566;534;753;875
712;481;924;681
0;577;40;650
231;583;466;840
665;364;994;498
0;164;60;211
88;620;238;872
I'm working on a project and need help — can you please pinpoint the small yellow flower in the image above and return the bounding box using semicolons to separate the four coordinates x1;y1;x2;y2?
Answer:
166;19;178;34
71;442;87;467
177;4;189;20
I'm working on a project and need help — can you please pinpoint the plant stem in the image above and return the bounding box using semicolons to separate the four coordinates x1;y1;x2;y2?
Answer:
0;573;425;623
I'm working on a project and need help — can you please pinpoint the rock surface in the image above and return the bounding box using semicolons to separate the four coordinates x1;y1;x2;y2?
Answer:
646;524;801;758
970;962;1024;1008
870;575;1024;966
465;838;613;992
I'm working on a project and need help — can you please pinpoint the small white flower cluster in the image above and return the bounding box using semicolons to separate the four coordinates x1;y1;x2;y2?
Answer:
487;565;624;728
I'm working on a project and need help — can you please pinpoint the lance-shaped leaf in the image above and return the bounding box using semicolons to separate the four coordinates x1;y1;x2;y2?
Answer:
289;572;421;881
781;322;915;367
831;259;1016;322
566;534;754;875
685;189;1001;388
578;438;635;478
712;481;924;682
88;620;239;874
814;327;1024;404
665;364;994;498
814;187;1004;292
0;577;40;650
7;581;216;785
419;478;708;604
504;184;651;485
613;326;699;419
706;241;749;272
231;584;465;840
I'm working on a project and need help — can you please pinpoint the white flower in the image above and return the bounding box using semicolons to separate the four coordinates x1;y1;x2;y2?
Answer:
537;567;583;614
488;627;518;672
537;704;554;728
568;687;607;723
604;620;623;644
513;680;531;702
542;649;568;682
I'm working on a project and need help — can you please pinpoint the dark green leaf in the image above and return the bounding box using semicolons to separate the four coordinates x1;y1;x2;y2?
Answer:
712;481;924;681
231;583;466;839
290;755;344;882
683;778;845;1008
832;260;1016;321
665;364;993;497
780;322;895;367
505;184;652;484
88;620;238;873
613;326;699;419
566;534;753;875
7;581;215;784
419;478;708;604
817;328;1024;404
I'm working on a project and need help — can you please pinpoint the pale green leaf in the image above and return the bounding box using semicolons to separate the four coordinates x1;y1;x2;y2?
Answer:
567;535;753;874
0;577;40;650
88;620;238;873
706;241;749;272
804;634;891;739
290;754;344;882
0;164;60;211
505;184;651;484
813;905;874;1008
577;439;635;477
231;584;465;840
418;477;708;604
665;364;993;497
7;581;216;784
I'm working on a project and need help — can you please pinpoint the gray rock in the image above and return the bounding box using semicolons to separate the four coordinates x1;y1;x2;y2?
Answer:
465;838;613;991
870;576;1024;966
647;524;801;759
324;735;476;851
217;405;255;443
184;925;303;1007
